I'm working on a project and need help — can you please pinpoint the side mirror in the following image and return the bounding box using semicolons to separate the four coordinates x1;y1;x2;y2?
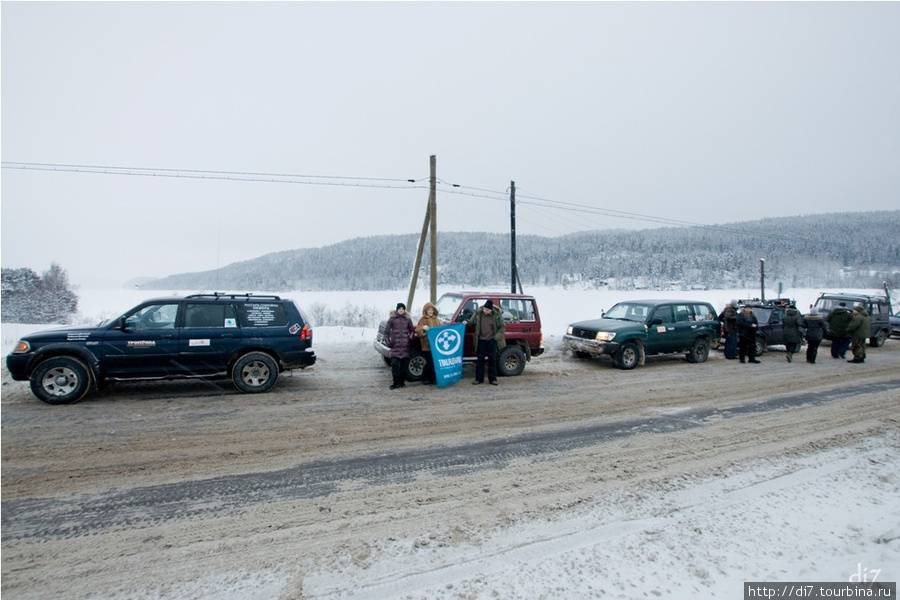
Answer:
650;317;663;325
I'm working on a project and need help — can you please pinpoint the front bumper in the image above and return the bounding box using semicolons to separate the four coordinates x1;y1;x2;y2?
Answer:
562;335;621;357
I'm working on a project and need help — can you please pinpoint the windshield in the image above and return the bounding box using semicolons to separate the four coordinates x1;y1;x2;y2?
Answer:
434;294;464;323
604;302;652;322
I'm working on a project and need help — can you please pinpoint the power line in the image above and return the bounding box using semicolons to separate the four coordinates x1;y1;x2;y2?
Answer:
1;161;430;190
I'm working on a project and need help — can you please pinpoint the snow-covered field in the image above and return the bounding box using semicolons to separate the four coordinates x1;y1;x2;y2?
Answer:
2;286;898;598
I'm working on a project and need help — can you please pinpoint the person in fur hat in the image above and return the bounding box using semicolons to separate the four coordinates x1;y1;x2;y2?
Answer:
415;301;441;385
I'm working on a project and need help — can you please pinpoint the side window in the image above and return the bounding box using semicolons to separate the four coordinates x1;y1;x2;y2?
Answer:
653;305;674;324
237;303;289;327
499;299;536;322
692;304;714;321
871;302;886;316
184;303;237;328
673;304;692;323
126;303;178;331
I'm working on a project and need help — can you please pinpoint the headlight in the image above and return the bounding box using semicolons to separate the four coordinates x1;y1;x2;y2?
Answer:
12;340;31;353
566;326;574;335
594;331;616;342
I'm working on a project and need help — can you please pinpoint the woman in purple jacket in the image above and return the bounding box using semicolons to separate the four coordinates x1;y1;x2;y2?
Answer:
385;303;415;389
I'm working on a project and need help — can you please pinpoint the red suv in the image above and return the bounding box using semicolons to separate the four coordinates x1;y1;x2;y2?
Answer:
375;292;544;380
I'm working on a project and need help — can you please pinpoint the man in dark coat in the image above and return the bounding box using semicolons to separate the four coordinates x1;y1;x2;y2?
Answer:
385;302;416;389
802;307;827;364
827;301;853;359
846;305;871;364
463;299;506;385
782;305;803;362
736;305;760;363
718;300;739;359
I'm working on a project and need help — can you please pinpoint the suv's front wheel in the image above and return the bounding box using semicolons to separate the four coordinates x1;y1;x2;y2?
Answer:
615;342;641;370
870;330;887;347
30;356;92;404
232;352;279;393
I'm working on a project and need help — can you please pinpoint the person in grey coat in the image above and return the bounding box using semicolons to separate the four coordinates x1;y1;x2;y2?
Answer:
802;307;827;364
782;305;803;363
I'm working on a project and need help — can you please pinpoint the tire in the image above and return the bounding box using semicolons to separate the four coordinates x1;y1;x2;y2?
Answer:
755;336;767;356
406;349;426;381
686;338;710;363
232;352;279;394
870;330;887;348
615;342;640;370
30;356;92;405
498;345;527;377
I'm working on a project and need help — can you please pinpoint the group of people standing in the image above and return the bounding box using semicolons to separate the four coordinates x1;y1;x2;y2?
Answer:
382;300;506;389
719;300;872;365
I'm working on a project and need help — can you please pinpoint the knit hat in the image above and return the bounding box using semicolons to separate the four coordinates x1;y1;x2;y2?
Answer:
730;299;738;308
483;299;494;310
396;303;406;311
809;307;818;315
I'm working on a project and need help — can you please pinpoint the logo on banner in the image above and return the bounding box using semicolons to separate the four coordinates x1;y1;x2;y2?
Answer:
426;323;465;387
433;328;462;357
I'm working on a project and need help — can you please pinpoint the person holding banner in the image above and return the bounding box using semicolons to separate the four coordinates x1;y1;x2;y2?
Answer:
415;301;441;385
464;299;506;385
385;302;415;389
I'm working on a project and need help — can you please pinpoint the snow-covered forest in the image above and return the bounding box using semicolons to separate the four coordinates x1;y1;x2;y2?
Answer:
144;211;900;292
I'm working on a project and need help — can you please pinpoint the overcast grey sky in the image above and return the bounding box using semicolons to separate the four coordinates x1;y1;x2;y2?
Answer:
2;2;899;288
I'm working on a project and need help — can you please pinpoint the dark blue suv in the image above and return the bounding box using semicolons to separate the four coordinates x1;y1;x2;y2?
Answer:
6;293;316;404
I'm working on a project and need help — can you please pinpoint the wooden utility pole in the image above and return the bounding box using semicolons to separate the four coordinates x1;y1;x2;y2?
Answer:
510;181;517;294
408;155;438;309
759;258;766;301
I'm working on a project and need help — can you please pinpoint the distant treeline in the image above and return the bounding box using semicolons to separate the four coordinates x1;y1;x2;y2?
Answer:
145;211;900;292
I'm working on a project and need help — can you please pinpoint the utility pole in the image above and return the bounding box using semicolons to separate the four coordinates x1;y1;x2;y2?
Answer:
429;155;437;304
759;258;766;302
408;155;438;309
510;180;517;294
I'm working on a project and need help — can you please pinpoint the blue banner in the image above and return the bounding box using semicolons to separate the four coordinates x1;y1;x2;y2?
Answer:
426;323;465;387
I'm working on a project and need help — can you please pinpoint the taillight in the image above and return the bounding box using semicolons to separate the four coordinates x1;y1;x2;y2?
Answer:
299;324;311;341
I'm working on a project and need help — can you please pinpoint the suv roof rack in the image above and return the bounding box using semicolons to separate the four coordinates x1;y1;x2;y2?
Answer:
738;297;795;307
185;293;282;301
818;292;889;302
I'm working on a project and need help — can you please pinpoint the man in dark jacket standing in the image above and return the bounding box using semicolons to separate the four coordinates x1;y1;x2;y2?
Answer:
718;300;739;359
385;303;416;389
464;299;506;385
802;307;827;364
736;305;760;363
782;305;803;362
827;301;853;359
846;305;871;364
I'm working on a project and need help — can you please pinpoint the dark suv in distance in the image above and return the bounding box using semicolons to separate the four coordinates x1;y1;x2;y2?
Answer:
374;292;544;380
812;292;893;347
564;299;719;369
732;298;794;356
6;293;316;404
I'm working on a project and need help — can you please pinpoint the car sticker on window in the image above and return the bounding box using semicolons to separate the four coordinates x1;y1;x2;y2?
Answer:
224;318;237;328
289;323;301;335
127;340;156;348
656;326;667;333
189;339;211;347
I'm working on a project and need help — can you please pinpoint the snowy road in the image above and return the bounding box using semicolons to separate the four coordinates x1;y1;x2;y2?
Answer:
2;328;898;599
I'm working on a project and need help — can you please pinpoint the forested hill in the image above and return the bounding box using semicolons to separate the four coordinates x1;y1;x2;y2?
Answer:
145;211;900;292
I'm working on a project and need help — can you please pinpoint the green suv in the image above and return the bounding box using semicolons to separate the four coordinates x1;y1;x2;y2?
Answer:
564;299;720;369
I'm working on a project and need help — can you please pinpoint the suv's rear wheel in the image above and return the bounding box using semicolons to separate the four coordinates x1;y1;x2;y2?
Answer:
870;330;887;347
686;338;710;363
498;345;526;377
30;356;92;404
615;342;641;370
232;352;279;393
